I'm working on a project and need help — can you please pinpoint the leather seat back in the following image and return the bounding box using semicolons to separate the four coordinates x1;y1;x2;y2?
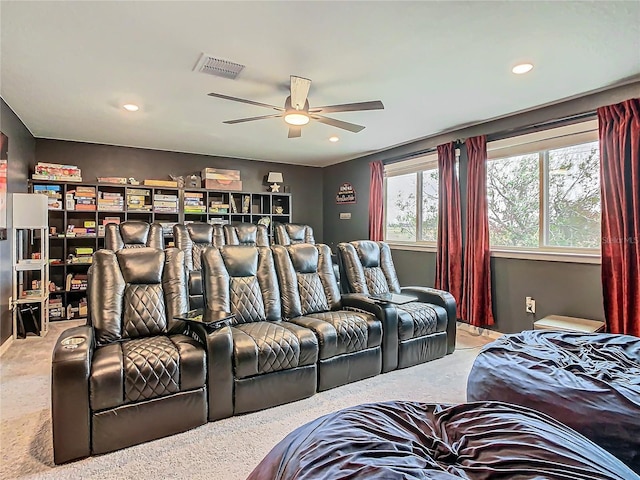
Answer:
89;247;188;345
201;245;281;324
224;223;269;247
105;221;164;251
272;244;341;319
274;223;315;245
337;241;402;295
173;222;225;271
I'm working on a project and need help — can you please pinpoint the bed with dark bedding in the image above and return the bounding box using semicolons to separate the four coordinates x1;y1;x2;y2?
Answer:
247;400;638;479
467;330;640;473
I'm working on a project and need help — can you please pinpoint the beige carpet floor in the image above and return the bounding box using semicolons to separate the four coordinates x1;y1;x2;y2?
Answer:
0;321;493;480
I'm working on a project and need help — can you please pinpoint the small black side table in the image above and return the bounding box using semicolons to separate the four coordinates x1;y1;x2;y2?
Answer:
368;293;418;305
174;309;235;333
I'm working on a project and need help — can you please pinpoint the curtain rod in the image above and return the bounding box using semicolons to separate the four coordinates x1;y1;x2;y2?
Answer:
486;110;597;143
383;110;597;166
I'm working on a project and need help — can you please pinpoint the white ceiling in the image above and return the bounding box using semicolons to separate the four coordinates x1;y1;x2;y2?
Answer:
1;1;639;167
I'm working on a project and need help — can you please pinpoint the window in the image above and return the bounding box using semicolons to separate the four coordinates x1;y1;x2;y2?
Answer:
384;154;439;245
487;120;600;252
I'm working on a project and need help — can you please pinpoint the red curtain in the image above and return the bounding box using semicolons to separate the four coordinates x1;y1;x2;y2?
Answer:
369;161;384;241
598;98;640;336
462;136;495;326
435;142;462;314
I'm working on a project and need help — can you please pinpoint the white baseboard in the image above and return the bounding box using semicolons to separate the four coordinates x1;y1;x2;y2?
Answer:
456;321;503;340
0;335;15;358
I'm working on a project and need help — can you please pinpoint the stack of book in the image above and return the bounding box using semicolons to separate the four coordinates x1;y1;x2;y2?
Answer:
65;273;88;291
32;162;82;182
209;200;229;213
67;186;96;211
98;191;124;211
127;188;152;211
184;192;206;213
33;184;63;210
49;296;65;320
153;193;179;213
65;221;96;237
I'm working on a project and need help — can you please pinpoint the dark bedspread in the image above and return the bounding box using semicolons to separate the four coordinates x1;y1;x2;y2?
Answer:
247;400;638;480
467;330;640;473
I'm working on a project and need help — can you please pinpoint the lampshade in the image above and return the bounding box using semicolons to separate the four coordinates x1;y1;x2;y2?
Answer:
267;172;284;183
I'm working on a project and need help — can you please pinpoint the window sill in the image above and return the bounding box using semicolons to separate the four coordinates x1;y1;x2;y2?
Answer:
387;242;437;253
490;249;601;264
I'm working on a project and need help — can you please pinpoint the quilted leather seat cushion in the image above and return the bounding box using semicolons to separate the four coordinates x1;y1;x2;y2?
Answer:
90;334;206;410
295;311;382;360
232;321;318;379
397;302;444;340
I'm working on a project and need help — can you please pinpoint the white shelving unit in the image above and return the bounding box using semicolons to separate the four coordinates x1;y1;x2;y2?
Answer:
11;193;49;339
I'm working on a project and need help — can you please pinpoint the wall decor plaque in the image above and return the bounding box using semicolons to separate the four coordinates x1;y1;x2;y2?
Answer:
336;182;356;204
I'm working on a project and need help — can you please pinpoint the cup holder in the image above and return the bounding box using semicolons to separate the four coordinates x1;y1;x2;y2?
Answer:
61;336;86;350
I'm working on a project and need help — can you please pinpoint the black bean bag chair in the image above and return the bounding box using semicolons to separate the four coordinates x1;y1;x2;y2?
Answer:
247;400;638;480
467;330;640;473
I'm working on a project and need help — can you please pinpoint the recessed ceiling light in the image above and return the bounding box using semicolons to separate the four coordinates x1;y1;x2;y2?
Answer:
512;63;534;75
122;104;139;112
329;136;339;143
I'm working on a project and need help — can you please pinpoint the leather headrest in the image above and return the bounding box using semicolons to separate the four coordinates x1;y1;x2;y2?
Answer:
286;224;306;242
117;247;164;284
120;221;149;245
355;241;381;268
221;246;259;277
235;224;257;245
187;222;214;244
289;244;319;273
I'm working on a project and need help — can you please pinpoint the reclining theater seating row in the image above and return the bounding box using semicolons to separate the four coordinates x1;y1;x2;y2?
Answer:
51;223;457;464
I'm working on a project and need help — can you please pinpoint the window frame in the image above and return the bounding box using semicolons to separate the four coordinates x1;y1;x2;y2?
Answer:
383;153;440;250
487;120;601;262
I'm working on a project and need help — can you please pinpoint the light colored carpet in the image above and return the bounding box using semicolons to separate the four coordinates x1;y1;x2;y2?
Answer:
0;321;492;480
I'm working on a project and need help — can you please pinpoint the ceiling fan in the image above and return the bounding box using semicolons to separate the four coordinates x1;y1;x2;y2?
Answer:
208;75;384;138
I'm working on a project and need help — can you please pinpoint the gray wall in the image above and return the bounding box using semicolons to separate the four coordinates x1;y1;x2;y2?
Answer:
35;139;324;241
0;99;34;344
323;83;638;333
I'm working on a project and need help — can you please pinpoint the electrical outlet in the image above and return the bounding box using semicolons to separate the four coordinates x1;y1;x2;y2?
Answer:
525;296;536;314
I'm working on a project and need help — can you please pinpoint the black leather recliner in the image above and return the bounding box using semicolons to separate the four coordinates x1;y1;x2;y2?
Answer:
51;248;207;464
104;220;164;250
272;243;383;391
223;222;269;246
337;240;456;371
274;223;315;245
173;222;225;309
200;245;318;418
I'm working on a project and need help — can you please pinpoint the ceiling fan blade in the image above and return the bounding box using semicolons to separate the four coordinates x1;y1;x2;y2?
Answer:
223;114;283;124
290;76;311;110
311;115;366;133
288;126;302;138
309;100;384;114
208;92;284;111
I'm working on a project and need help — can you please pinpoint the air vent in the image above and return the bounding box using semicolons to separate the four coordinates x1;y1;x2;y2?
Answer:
194;53;244;80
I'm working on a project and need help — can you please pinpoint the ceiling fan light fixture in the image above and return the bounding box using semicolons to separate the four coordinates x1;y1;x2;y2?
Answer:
122;103;139;112
284;112;309;126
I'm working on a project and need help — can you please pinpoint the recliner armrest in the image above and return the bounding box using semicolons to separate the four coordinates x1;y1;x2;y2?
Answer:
185;323;234;421
400;286;457;354
51;325;94;464
341;294;399;373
